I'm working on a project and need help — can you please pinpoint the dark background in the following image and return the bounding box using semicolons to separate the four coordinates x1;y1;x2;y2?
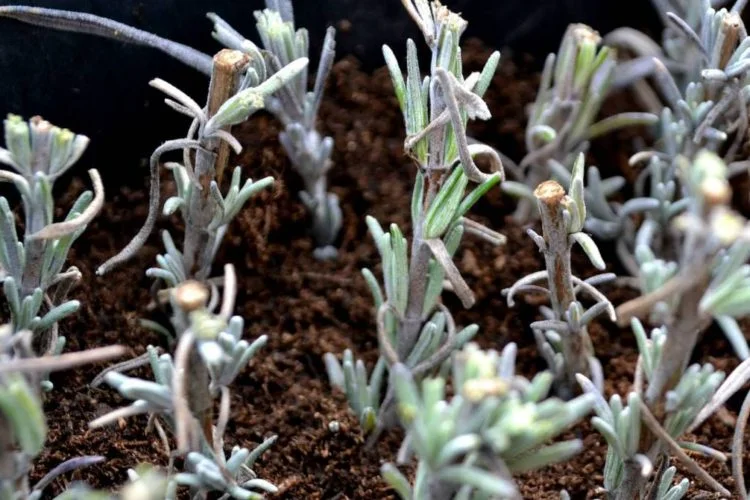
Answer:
0;0;660;182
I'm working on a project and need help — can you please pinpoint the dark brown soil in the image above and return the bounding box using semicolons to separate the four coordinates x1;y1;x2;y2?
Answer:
11;40;749;499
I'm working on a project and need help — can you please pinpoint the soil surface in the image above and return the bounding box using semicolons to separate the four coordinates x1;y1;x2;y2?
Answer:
9;40;750;499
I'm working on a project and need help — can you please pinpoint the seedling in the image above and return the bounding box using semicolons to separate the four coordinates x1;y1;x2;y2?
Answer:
0;322;124;499
1;2;343;258
215;0;341;258
326;0;505;437
382;343;594;500
502;23;657;222
0;115;103;370
582;151;750;498
90;266;277;499
505;154;615;396
96;50;307;283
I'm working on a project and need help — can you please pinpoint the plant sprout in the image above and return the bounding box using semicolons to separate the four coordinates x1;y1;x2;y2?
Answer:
90;266;277;499
582;151;750;498
96;51;308;283
0;115;103;368
382;343;594;500
502;23;657;222
0;322;124;499
240;0;340;258
505;153;616;396
1;2;344;258
325;0;505;437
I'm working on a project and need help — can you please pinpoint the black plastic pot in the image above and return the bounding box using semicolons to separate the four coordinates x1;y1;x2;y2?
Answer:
0;0;659;180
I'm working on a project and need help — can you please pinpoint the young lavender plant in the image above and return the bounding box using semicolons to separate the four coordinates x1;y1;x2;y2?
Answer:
0;115;104;365
324;0;505;436
622;41;750;356
89;265;277;499
597;4;750;332
579;151;750;498
507;3;750;268
0;323;124;499
502;24;658;222
605;0;749;111
604;0;750;182
652;2;750;161
382;343;594;500
96;50;308;284
1;2;343;259
504;154;616;397
579;319;727;499
209;0;341;258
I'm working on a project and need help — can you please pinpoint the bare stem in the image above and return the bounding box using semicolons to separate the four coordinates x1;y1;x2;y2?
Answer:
173;331;201;453
535;180;591;390
398;171;439;360
207;49;250;184
183;49;249;279
644;272;712;406
0;345;126;373
718;12;741;71
733;388;750;499
535;181;575;310
615;265;713;499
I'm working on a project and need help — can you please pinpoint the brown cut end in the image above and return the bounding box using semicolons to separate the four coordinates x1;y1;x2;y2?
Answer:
534;180;566;205
30;115;52;132
701;177;731;207
209;49;252;184
213;48;251;73
173;280;209;312
208;49;250;118
719;13;742;69
435;3;468;34
724;11;742;31
570;23;601;46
